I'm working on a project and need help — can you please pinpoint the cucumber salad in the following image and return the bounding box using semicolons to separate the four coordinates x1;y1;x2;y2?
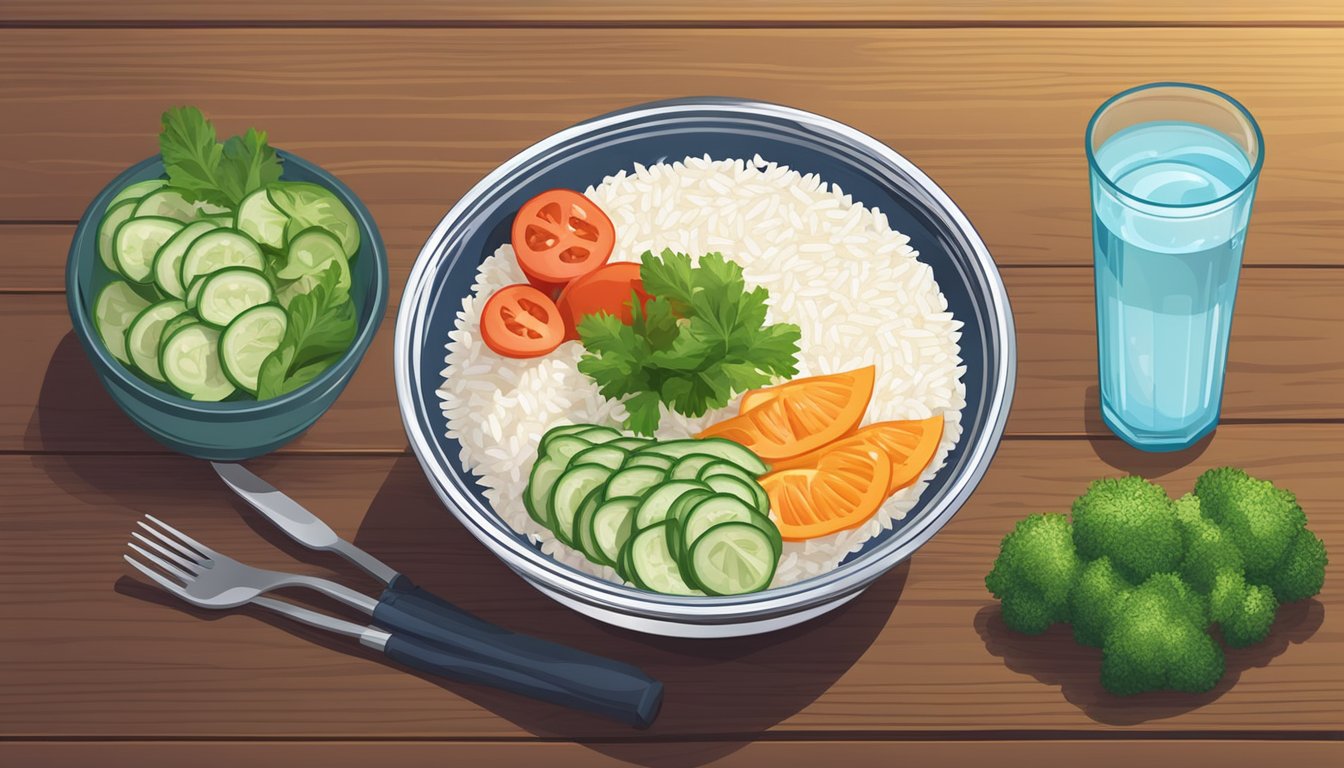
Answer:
527;423;782;596
90;107;360;402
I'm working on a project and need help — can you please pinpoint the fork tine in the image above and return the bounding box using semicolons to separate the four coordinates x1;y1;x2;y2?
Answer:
131;532;202;574
136;520;205;564
128;542;195;584
143;513;217;558
123;553;189;593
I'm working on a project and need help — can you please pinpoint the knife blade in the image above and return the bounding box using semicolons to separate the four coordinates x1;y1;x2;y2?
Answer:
211;461;400;585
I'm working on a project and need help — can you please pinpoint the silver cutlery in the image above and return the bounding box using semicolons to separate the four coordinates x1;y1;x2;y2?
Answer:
124;513;662;727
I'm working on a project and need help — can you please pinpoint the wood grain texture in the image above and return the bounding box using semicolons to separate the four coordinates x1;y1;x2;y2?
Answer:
1;425;1338;738
1;29;1343;268
5;267;1340;454
3;740;1342;768
3;1;1344;24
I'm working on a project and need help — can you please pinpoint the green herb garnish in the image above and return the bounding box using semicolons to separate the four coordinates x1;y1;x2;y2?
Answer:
577;249;801;435
256;262;356;399
159;106;282;209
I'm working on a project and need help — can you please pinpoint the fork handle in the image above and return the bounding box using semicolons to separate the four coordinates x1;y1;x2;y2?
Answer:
373;580;662;728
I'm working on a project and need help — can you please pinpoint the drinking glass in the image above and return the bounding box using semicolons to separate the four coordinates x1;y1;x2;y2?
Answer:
1086;82;1264;452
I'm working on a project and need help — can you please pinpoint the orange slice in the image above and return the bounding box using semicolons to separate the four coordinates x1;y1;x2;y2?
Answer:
759;443;892;541
696;366;876;461
770;415;944;496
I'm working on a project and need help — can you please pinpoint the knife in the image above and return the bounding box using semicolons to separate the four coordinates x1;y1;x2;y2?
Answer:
211;462;663;727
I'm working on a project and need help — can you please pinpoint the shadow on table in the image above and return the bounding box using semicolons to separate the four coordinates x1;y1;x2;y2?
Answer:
1081;385;1214;477
974;598;1324;725
349;455;905;766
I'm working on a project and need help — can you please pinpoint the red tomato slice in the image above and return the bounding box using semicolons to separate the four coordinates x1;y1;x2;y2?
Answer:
555;262;651;340
480;284;566;358
510;189;615;290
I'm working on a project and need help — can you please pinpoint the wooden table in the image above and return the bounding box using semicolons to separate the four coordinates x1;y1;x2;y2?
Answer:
1;3;1340;766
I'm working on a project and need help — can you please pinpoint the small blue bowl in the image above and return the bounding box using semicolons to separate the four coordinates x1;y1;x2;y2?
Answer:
66;150;388;460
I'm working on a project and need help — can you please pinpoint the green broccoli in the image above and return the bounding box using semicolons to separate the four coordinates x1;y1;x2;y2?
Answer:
1070;556;1132;647
1100;573;1224;695
1174;493;1277;647
985;513;1081;634
1194;468;1306;581
1265;529;1328;602
1071;476;1183;583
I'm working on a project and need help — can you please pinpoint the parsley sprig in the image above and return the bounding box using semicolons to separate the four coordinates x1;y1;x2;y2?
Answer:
577;250;801;435
159;106;282;209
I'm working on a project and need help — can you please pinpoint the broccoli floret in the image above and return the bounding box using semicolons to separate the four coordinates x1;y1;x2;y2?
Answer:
1174;494;1244;593
986;513;1081;634
1265;529;1327;603
1100;573;1223;695
1070;556;1133;647
1072;476;1183;583
1211;570;1278;647
1195;467;1307;582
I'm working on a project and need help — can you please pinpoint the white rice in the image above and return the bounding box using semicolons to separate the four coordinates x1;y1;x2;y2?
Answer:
437;155;966;588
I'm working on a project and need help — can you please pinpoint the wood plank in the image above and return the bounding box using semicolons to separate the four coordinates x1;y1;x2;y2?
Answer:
3;1;1343;24
3;740;1342;768
4;267;1340;454
0;29;1342;268
0;424;1339;737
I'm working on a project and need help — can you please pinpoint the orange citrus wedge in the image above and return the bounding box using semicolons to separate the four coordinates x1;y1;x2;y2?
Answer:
696;366;876;461
759;443;892;541
771;415;944;496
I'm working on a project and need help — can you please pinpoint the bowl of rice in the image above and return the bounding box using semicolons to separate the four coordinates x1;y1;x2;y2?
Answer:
396;98;1015;637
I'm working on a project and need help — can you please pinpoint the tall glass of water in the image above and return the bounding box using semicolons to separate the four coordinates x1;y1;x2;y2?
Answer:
1086;83;1264;452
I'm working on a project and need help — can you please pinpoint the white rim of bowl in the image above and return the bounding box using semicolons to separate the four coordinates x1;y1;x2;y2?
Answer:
394;97;1016;625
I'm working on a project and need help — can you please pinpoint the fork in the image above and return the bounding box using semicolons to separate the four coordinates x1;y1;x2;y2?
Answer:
124;514;663;727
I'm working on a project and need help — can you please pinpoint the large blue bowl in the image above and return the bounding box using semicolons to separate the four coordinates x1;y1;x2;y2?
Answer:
397;99;1015;637
67;151;388;460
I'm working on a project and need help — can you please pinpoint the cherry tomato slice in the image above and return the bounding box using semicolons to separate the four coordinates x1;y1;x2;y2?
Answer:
510;189;615;289
480;284;566;358
555;262;650;340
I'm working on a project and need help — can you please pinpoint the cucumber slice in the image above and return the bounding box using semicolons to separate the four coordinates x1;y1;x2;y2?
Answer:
548;464;613;546
668;488;715;526
687;522;777;595
135;188;228;223
180;229;265;290
184;277;205;311
628;521;699;596
152;220;218;299
607;437;653;452
591;497;639;566
96;200;138;273
570;444;627;470
681;495;758;552
276;274;319;308
572;489;607;562
160;323;236;402
268;182;360;258
545;434;595;463
630;438;768;476
634;480;712;530
114;217;184;284
195;267;274;327
572;426;622;444
158;314;197;355
703;475;760;511
107;179;168;209
219;304;287;394
625;453;674;471
236;187;289;249
700;461;771;514
276;227;350;293
606;466;665;500
669;454;717;481
125;300;187;381
93;281;151;364
525;455;566;527
539;424;592;454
